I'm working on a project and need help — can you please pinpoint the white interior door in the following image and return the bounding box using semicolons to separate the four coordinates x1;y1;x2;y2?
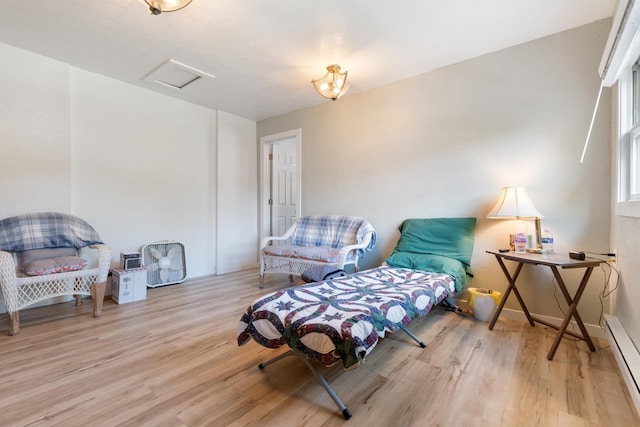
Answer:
259;129;302;244
270;138;297;238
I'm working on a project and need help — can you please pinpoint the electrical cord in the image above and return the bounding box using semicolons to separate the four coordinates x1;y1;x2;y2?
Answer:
564;251;619;324
548;256;618;349
598;261;619;321
575;251;620;322
595;261;618;350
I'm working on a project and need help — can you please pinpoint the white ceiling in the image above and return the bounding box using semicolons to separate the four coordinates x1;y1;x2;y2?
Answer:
0;0;615;121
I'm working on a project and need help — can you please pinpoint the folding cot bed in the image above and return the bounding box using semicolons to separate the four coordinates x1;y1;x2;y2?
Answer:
237;217;476;419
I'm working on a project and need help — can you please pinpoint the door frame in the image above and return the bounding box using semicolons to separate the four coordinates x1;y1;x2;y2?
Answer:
259;128;302;242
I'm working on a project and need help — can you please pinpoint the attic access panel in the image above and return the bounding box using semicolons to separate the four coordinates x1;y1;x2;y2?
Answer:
142;59;215;90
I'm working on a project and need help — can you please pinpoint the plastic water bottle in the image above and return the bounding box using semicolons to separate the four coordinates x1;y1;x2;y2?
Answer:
541;229;554;256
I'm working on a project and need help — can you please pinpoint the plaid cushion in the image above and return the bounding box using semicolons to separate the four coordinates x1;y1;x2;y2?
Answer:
0;212;103;252
291;215;376;256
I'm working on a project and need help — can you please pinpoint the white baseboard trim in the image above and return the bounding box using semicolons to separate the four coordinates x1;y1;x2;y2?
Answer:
604;314;640;416
497;307;607;339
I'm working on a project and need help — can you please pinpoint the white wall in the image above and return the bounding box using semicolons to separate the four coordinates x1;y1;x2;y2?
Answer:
0;43;71;216
258;21;612;325
70;68;216;278
216;111;258;274
0;41;259;312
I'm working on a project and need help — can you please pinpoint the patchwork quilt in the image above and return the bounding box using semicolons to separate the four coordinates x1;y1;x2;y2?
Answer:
237;266;456;369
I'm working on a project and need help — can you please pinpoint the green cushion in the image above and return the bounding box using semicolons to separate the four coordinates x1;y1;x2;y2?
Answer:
392;217;476;266
385;252;471;291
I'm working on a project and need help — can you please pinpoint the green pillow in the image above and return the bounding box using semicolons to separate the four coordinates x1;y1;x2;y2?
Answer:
393;217;476;266
385;252;472;291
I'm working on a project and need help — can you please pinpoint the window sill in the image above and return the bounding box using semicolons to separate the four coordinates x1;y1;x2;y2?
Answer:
616;200;640;218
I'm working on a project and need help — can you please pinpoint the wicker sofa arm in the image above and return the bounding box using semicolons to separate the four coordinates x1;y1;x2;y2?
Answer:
0;250;18;300
0;250;17;275
335;231;374;266
89;244;112;282
260;223;298;250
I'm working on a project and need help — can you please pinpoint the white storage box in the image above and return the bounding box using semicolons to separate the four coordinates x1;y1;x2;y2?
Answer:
112;267;147;304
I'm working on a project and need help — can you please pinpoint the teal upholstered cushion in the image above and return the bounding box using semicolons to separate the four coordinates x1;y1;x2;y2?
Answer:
392;217;476;266
385;217;477;291
385;252;471;290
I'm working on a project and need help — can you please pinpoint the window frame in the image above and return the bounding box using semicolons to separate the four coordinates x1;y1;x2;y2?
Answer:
617;61;640;216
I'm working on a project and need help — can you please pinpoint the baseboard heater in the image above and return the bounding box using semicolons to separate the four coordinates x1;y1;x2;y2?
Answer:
604;314;640;415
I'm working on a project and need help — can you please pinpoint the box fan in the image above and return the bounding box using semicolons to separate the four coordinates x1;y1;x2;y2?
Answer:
141;240;187;287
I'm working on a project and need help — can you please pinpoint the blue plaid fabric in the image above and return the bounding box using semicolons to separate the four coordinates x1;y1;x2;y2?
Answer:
291;215;376;256
0;212;103;252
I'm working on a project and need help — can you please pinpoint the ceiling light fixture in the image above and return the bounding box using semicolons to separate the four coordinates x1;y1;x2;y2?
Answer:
311;64;349;101
145;0;193;15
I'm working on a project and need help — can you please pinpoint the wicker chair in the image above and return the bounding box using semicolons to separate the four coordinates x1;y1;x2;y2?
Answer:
0;212;111;335
259;215;376;287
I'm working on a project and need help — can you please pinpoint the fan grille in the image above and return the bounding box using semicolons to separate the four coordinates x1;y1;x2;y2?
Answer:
141;241;187;287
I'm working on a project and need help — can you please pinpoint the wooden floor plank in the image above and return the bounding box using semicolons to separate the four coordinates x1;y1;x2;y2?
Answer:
0;269;637;426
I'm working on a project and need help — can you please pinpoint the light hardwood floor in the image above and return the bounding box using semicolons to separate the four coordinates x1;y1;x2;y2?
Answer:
0;269;638;427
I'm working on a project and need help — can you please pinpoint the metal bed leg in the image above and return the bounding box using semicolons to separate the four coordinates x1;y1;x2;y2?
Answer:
398;324;426;348
257;349;352;420
300;356;352;420
258;349;293;369
440;299;471;319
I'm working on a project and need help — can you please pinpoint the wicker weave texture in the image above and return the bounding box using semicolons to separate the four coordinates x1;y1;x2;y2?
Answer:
262;255;356;276
0;244;111;313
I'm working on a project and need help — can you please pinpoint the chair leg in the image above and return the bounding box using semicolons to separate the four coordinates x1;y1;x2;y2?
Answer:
74;277;83;305
259;257;266;288
7;311;19;336
91;281;106;317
